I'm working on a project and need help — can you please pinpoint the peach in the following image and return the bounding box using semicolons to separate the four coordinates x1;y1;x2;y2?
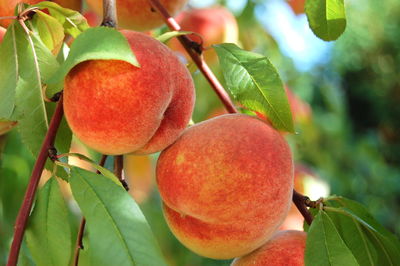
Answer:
169;6;239;64
288;0;306;15
231;230;306;266
86;0;187;31
0;25;5;41
0;0;81;27
82;11;101;27
63;31;195;155
157;114;294;259
123;154;154;203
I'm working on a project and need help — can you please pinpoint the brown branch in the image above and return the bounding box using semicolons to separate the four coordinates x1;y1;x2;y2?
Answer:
148;0;237;114
114;155;129;191
73;155;108;266
292;190;313;225
7;94;64;266
101;0;117;27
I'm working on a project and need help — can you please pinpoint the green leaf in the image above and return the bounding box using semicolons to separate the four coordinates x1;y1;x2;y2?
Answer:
32;10;65;55
214;43;294;132
0;25;18;120
25;177;73;266
305;210;359;266
324;197;400;265
34;1;89;38
70;167;167;266
48;27;139;85
156;30;193;43
305;0;347;41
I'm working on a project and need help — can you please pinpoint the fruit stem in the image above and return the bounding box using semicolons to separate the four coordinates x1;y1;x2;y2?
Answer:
114;155;129;191
7;93;65;266
101;0;118;27
292;190;314;225
148;0;238;114
73;154;108;266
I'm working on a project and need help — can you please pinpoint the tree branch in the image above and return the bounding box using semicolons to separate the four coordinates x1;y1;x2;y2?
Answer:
101;0;117;27
148;0;237;114
114;155;129;191
73;154;108;266
292;190;313;225
7;93;64;266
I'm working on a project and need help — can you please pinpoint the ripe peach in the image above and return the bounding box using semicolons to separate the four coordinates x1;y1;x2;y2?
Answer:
83;11;100;27
288;0;305;15
0;26;5;41
123;154;154;203
157;114;294;259
0;0;81;27
231;230;306;266
169;6;239;64
86;0;187;31
63;31;195;155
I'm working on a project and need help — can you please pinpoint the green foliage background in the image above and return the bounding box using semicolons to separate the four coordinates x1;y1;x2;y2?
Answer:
0;0;399;265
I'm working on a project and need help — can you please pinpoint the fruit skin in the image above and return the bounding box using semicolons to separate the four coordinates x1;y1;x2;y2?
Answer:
63;31;195;155
169;6;239;63
157;114;294;259
231;230;306;266
86;0;187;31
0;26;6;41
0;0;81;27
288;0;306;15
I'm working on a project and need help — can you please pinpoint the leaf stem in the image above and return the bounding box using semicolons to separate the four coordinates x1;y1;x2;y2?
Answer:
148;0;237;114
73;154;108;266
7;94;64;266
101;0;117;27
292;190;314;225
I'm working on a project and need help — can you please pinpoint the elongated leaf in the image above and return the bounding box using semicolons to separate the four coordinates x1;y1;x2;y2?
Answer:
305;210;359;266
324;197;400;265
0;25;18;120
34;1;89;38
70;167;167;266
48;27;139;85
32;10;65;55
25;177;73;266
305;0;346;41
214;43;294;132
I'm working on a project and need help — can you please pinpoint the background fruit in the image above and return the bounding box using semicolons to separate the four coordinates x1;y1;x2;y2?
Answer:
287;0;306;15
63;31;195;155
123;154;154;203
169;6;239;64
86;0;187;31
157;114;294;259
231;230;306;266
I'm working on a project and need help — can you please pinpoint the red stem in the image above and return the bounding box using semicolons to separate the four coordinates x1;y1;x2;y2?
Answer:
7;94;64;266
148;0;237;114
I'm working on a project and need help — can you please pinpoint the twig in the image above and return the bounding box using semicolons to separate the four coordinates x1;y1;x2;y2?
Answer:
101;0;117;27
114;155;129;191
7;94;64;266
148;0;237;114
292;190;314;225
73;155;108;266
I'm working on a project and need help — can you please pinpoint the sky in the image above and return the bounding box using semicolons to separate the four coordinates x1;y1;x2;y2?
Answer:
189;0;333;71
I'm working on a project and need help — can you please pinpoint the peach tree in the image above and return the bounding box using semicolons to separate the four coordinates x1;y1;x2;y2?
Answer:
0;0;399;265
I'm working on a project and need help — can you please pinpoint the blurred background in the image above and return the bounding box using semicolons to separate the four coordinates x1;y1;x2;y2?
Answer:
1;0;400;265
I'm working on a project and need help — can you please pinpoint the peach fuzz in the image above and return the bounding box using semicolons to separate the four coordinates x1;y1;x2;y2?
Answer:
169;6;239;64
86;0;187;31
63;31;195;155
157;114;294;259
232;230;306;266
0;0;81;27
